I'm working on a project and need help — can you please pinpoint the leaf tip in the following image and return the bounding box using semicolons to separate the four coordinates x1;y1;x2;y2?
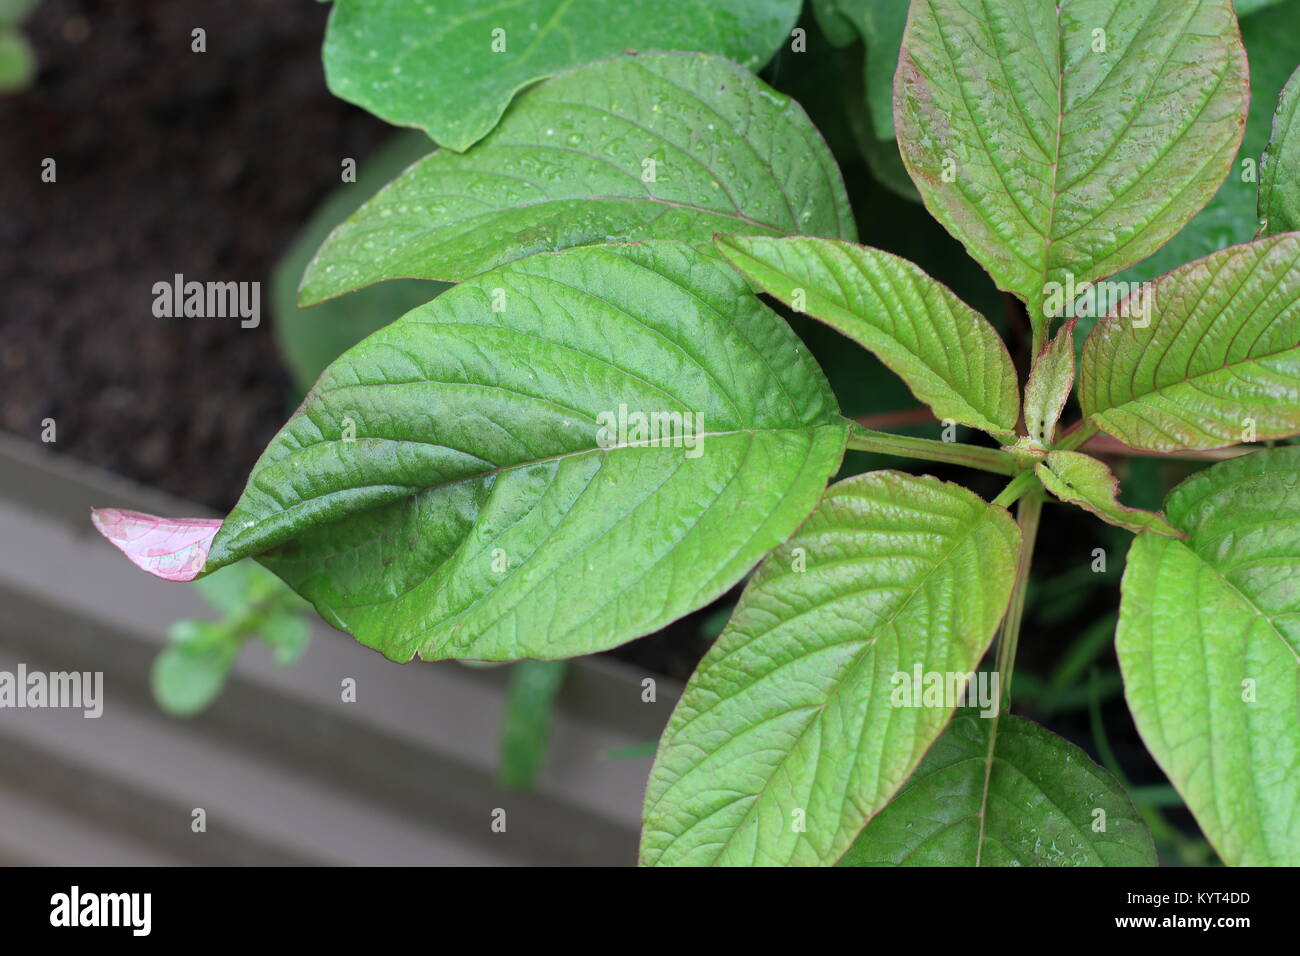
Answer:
91;508;222;582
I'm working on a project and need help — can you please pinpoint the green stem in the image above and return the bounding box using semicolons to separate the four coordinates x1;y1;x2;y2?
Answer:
1053;419;1099;452
846;422;1016;475
1030;321;1046;362
994;490;1042;710
991;470;1039;508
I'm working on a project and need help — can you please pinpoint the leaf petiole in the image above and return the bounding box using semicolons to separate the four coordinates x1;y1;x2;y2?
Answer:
845;421;1017;475
1053;419;1099;451
994;489;1043;709
991;470;1040;508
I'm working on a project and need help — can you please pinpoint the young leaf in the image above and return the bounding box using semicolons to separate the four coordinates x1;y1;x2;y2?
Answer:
1023;319;1076;447
1079;233;1300;451
90;509;222;583
714;235;1019;439
322;0;801;152
165;242;846;663
1117;446;1300;865
840;712;1157;866
152;621;236;718
300;52;854;305
895;0;1249;331
1035;451;1182;537
640;472;1019;866
261;613;311;667
1260;65;1300;237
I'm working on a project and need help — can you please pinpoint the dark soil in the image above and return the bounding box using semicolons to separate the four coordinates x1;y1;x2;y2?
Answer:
1;0;388;509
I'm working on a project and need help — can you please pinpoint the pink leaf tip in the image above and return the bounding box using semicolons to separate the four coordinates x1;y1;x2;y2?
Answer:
91;508;223;582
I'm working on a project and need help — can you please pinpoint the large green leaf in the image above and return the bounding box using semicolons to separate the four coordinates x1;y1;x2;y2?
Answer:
840;712;1158;865
300;52;854;305
714;235;1019;439
895;0;1249;331
1117;446;1300;865
1260;66;1300;237
1110;1;1300;289
1079;233;1300;451
640;472;1019;866
322;0;801;151
207;242;847;663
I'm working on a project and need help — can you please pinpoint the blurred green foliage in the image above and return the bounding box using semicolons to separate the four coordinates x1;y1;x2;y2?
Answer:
155;561;314;717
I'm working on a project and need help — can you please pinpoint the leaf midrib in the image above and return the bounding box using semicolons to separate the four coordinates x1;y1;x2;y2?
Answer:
690;505;1001;866
215;424;837;563
309;192;784;288
1094;335;1300;422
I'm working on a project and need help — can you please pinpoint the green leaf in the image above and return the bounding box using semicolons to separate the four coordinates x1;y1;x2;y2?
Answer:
211;242;848;663
193;558;312;620
322;0;801;151
851;112;921;204
1023;318;1077;447
1260;66;1300;237
895;0;1249;330
261;613;311;667
640;472;1020;866
841;51;921;203
1035;451;1182;537
271;131;446;392
152;622;236;718
0;0;37;26
809;1;919;200
498;660;568;790
1108;2;1300;291
810;0;860;47
840;712;1157;865
192;561;261;616
0;26;34;93
300;51;854;305
714;235;1019;439
1080;233;1300;451
1234;0;1288;14
1116;446;1300;865
194;559;281;615
824;0;910;142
